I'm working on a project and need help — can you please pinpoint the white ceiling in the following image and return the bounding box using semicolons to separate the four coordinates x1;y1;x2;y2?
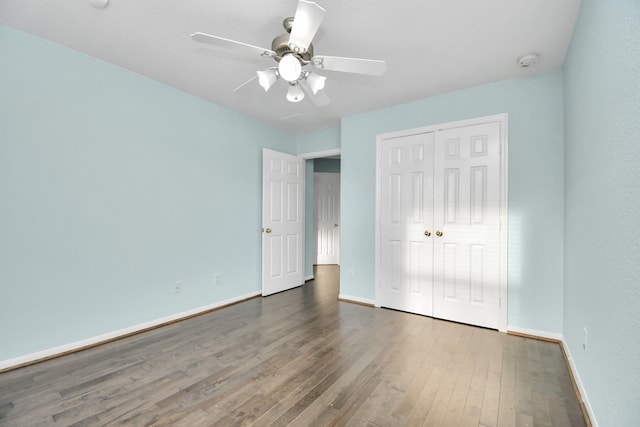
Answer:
0;0;581;134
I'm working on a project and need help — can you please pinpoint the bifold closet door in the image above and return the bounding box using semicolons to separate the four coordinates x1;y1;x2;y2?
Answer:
379;132;435;316
432;122;502;329
378;120;503;330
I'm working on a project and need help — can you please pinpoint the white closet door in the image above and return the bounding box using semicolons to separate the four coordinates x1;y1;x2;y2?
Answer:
379;132;435;316
433;122;502;329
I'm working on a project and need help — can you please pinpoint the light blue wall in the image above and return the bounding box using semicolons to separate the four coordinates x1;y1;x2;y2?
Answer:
0;26;295;361
296;126;340;155
340;72;565;333
563;1;640;425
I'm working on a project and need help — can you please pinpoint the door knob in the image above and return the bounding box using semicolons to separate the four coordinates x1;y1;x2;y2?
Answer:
436;230;443;237
334;224;339;227
264;228;272;234
424;230;431;237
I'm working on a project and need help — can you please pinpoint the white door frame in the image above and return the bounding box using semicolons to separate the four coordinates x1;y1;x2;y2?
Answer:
301;149;342;160
375;114;509;332
301;148;342;274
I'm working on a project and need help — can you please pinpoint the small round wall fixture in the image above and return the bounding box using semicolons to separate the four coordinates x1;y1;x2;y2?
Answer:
518;53;539;68
89;0;109;9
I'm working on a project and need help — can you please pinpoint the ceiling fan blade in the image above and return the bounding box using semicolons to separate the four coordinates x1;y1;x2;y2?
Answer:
289;0;326;53
232;75;258;93
191;32;276;58
311;55;387;76
300;80;330;106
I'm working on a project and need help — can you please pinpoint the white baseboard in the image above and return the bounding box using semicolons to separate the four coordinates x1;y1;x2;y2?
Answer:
507;326;597;426
304;275;314;282
507;326;563;342
0;290;261;372
338;294;375;306
560;338;599;427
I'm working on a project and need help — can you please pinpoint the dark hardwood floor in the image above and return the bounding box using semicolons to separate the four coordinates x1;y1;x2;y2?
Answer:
0;266;586;426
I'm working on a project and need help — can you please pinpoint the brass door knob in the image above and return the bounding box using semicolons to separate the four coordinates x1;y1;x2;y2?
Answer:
264;228;272;234
334;224;339;227
436;230;443;237
424;230;431;237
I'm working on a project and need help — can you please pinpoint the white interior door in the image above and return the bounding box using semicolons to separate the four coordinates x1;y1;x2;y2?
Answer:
377;117;506;330
262;148;304;296
315;172;340;265
378;132;435;316
432;122;502;329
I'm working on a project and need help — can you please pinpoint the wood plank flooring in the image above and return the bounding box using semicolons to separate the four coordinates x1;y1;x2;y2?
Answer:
0;266;586;426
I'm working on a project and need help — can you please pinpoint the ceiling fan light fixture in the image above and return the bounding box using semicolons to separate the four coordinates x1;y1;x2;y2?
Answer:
286;83;305;102
279;54;302;82
257;69;278;91
306;72;326;94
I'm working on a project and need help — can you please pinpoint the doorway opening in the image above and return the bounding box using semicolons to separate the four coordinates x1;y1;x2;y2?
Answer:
302;149;341;282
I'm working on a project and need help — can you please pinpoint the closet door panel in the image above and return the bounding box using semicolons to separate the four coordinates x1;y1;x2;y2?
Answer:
433;122;502;329
379;133;434;316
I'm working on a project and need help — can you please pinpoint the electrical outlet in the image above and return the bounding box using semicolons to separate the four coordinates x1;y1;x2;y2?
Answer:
583;327;588;351
174;281;182;294
214;273;221;285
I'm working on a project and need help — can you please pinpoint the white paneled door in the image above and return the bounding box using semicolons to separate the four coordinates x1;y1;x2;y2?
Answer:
432;122;502;329
377;118;506;330
315;172;340;265
262;149;304;296
379;133;435;316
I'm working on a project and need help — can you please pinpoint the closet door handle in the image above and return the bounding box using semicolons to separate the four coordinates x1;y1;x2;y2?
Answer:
436;230;443;237
424;230;431;237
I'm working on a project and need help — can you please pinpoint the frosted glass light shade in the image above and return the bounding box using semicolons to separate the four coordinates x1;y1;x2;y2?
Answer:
306;72;326;94
286;84;305;102
257;69;278;91
278;54;302;82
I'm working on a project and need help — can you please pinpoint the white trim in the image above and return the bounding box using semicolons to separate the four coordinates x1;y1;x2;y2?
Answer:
299;148;341;286
304;275;314;282
498;114;509;333
376;114;510;141
300;148;341;160
0;291;261;371
508;326;563;342
375;114;509;332
507;328;598;427
561;338;599;427
375;139;383;312
338;294;375;306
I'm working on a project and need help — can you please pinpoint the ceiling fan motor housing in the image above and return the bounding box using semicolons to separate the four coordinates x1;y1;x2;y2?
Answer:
272;18;314;63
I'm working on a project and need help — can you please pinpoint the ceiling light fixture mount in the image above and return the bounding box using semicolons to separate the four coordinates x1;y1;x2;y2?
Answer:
518;53;539;68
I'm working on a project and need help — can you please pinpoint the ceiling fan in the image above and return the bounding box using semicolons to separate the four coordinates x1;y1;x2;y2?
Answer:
191;0;387;105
